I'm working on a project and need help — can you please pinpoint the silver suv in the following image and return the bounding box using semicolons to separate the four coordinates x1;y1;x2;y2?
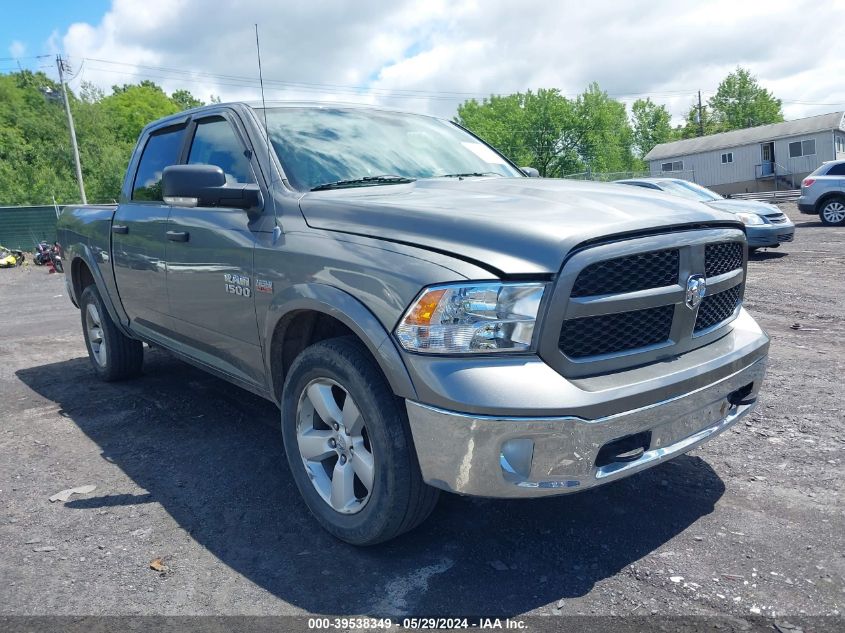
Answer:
798;159;845;226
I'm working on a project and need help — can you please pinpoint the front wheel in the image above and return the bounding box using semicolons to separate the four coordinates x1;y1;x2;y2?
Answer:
820;197;845;226
79;285;144;381
281;336;438;545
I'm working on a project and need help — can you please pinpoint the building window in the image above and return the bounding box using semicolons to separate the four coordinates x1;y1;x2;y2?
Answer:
661;160;684;172
789;139;816;158
721;152;733;164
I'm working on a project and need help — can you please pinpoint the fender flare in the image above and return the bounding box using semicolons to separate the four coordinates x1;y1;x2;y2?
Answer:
69;247;134;338
262;283;417;403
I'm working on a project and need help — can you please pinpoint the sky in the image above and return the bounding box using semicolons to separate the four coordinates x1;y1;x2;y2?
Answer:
3;0;845;125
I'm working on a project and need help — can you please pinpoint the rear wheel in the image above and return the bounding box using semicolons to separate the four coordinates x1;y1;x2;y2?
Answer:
80;285;143;381
281;336;438;545
819;197;845;226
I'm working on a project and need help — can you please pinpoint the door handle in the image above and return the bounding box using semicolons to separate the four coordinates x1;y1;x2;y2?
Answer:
166;231;190;242
112;225;129;234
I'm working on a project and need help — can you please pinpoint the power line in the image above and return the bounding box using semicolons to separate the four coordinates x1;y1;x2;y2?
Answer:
71;55;703;101
7;53;844;109
0;54;51;61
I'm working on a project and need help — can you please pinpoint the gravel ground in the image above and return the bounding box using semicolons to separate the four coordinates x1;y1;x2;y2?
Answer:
0;203;842;619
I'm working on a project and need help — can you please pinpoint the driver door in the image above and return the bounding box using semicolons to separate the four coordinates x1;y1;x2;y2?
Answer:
164;112;265;386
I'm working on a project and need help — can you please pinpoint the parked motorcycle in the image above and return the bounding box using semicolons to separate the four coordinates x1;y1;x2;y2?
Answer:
0;246;25;268
33;241;56;266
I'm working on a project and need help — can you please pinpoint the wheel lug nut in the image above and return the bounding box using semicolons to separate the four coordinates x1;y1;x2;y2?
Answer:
333;423;340;431
340;455;347;464
329;439;336;448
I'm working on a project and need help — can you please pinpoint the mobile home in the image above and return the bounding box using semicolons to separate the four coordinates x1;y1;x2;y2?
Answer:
644;111;845;195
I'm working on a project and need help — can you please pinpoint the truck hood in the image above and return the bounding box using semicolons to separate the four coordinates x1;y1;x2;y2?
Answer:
298;177;741;275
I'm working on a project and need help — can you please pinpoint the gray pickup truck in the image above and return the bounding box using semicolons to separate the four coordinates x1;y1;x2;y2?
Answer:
58;102;769;545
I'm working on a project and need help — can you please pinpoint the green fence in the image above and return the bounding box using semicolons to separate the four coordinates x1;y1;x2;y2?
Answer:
0;205;62;250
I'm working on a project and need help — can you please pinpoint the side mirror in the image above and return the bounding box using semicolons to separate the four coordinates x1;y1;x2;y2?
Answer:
162;164;263;211
521;167;540;178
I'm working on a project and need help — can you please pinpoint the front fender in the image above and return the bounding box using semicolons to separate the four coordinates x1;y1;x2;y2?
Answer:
262;283;417;402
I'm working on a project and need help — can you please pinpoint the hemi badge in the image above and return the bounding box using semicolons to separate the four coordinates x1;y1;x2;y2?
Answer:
256;279;273;294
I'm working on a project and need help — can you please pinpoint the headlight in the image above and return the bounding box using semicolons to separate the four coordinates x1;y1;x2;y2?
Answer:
395;282;546;354
735;212;765;226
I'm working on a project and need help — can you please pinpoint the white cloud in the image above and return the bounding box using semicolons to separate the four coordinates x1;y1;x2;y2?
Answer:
58;0;845;123
9;40;26;58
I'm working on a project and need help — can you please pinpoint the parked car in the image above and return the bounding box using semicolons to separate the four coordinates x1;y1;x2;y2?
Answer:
798;159;845;226
57;102;769;545
617;178;795;250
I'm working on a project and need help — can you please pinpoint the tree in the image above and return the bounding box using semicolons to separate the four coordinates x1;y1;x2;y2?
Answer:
631;98;674;157
79;81;104;104
574;83;636;173
708;67;783;131
676;101;721;139
99;81;180;143
171;89;203;111
0;71;81;204
456;84;638;177
677;67;784;138
0;73;187;205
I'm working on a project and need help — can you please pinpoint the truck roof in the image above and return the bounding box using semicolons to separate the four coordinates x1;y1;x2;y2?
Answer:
142;100;438;136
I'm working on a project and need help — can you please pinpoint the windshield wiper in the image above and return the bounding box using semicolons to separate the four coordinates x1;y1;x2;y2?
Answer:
310;175;415;191
435;172;504;179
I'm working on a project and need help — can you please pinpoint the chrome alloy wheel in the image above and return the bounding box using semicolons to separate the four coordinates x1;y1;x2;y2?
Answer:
85;303;107;367
295;378;375;514
822;200;845;224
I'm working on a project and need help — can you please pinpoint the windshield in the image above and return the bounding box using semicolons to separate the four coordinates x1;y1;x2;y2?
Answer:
658;180;722;202
257;107;521;191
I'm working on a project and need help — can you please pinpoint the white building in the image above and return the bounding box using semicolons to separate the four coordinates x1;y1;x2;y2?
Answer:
644;111;845;195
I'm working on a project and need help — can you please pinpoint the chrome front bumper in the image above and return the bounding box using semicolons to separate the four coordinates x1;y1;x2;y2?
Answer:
406;357;766;498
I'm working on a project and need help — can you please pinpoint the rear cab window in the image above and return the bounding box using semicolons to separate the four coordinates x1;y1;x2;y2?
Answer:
132;126;185;201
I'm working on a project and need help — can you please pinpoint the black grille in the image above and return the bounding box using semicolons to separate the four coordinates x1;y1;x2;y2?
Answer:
705;242;743;277
571;249;679;297
559;305;674;358
777;233;794;242
695;285;742;332
766;213;788;224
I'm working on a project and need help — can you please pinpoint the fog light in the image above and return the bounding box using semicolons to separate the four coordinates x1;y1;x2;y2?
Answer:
500;439;534;481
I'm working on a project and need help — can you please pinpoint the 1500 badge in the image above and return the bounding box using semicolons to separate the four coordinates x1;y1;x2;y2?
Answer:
224;273;251;297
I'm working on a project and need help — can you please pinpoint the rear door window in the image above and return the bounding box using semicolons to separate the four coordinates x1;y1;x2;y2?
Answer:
132;127;185;201
187;117;255;184
825;163;845;176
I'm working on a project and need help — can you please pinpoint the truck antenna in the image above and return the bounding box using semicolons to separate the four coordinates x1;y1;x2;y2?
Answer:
254;24;280;232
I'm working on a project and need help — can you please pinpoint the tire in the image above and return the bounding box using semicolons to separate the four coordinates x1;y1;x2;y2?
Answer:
281;336;439;545
79;285;143;381
819;196;845;226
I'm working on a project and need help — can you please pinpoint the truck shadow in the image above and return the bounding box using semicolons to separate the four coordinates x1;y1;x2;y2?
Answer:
749;250;789;260
17;352;725;617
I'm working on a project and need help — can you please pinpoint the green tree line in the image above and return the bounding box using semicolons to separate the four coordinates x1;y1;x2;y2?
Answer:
0;66;782;204
0;71;211;205
457;67;783;177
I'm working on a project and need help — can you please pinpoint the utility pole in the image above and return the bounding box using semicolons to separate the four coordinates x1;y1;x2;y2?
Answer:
56;55;87;204
697;90;704;137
